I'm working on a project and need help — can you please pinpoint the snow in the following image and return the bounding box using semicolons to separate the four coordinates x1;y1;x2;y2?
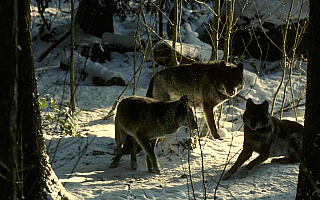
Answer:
32;0;308;199
238;0;309;28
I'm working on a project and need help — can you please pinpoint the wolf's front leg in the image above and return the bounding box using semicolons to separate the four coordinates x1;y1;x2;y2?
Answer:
246;153;269;170
146;139;158;172
135;134;161;174
202;102;220;139
222;148;253;180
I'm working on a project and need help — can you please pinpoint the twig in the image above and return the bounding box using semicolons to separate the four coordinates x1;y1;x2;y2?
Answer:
37;29;71;62
270;0;295;116
104;37;151;119
36;0;51;30
140;0;156;73
133;10;141;95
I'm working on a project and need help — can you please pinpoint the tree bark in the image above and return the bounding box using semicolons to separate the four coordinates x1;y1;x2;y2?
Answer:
70;0;76;111
158;0;165;39
296;0;320;199
0;1;72;199
17;0;47;198
0;0;18;199
210;0;220;61
171;0;179;66
223;0;235;62
17;0;70;199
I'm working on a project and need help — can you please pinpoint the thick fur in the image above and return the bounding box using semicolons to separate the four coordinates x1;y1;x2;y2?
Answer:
222;98;304;180
110;95;197;174
146;60;245;139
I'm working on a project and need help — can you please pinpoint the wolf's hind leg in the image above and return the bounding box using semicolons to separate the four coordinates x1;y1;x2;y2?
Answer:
271;157;299;164
272;140;301;164
135;135;160;174
202;103;220;139
286;133;302;163
131;139;139;170
110;127;127;168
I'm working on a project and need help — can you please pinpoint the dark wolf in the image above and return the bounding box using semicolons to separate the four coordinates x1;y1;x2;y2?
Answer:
146;60;245;139
222;98;304;180
110;95;197;174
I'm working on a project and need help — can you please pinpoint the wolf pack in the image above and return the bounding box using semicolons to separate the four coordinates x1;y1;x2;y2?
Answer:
110;60;304;180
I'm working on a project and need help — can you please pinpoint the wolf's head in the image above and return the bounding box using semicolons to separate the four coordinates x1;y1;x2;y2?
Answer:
243;98;271;130
176;95;197;130
216;61;245;98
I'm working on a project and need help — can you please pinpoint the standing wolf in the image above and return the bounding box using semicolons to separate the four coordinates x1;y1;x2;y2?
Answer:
110;95;197;174
222;98;304;180
146;61;245;139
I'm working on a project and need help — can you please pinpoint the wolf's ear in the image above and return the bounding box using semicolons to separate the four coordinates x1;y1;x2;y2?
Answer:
261;100;269;112
180;95;189;105
236;62;244;72
246;98;254;110
220;60;227;68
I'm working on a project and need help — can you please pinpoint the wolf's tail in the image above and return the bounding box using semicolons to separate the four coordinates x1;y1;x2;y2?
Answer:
146;76;154;98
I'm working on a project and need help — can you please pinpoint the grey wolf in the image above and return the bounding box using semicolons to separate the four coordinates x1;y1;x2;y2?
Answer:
110;95;197;174
146;60;244;139
222;98;304;180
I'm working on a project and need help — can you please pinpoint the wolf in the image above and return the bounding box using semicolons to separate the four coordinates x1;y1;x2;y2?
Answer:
222;98;304;180
110;95;197;174
146;60;245;139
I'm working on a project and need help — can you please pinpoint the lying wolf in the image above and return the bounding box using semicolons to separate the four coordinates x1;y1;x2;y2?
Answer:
146;61;244;139
222;98;304;180
110;95;197;174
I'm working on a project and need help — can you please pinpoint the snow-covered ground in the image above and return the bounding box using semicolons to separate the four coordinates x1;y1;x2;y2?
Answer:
32;0;308;199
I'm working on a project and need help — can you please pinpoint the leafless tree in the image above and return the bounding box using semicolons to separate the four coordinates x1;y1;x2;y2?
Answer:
296;0;320;199
1;0;69;199
0;0;19;198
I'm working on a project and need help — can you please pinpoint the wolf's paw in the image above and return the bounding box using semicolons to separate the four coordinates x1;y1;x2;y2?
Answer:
199;131;208;138
222;171;233;180
148;167;161;175
152;168;161;175
110;161;119;168
213;133;222;140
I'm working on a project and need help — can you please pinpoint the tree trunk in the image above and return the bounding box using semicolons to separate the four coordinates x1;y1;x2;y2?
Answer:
158;0;165;39
78;0;114;37
223;0;235;62
296;0;320;199
210;0;220;61
70;0;76;111
171;0;179;66
17;0;70;199
17;0;46;198
0;0;18;199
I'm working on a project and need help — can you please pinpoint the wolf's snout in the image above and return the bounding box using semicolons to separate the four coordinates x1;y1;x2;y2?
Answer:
250;121;256;130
